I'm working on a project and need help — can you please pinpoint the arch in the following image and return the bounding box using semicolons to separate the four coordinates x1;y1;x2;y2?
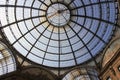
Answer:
0;65;58;80
102;38;120;68
62;67;99;80
0;41;16;76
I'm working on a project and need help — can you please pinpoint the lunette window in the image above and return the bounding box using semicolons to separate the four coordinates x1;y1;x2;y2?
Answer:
0;42;16;75
118;65;120;71
107;76;111;80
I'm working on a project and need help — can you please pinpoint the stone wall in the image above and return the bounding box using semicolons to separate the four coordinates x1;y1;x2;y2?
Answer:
100;50;120;80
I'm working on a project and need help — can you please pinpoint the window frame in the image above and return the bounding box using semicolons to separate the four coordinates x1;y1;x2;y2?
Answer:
106;76;111;80
118;65;120;71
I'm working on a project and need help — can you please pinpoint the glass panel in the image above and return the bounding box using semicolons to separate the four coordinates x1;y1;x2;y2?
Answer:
27;53;43;64
0;53;3;59
45;53;58;61
8;7;15;23
13;42;28;56
60;53;74;61
76;53;91;64
43;60;58;67
60;60;75;67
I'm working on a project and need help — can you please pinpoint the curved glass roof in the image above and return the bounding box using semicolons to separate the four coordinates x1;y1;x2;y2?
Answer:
0;42;16;75
62;68;99;80
0;0;118;68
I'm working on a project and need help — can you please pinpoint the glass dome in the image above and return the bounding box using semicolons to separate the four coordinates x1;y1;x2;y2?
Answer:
0;42;16;75
0;0;118;68
62;68;99;80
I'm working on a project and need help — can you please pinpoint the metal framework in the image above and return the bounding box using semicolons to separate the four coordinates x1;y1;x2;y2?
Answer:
0;0;118;69
62;67;99;80
0;41;16;76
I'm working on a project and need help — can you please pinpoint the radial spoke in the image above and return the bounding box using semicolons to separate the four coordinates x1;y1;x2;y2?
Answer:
42;26;55;64
20;23;51;66
68;0;75;6
71;15;117;26
1;15;46;29
38;0;49;7
70;19;107;44
63;26;77;65
58;27;60;68
62;14;68;22
67;23;98;67
50;0;53;4
12;20;47;45
0;5;46;11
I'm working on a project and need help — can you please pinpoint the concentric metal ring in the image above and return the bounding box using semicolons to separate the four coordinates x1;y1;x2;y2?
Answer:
46;3;70;27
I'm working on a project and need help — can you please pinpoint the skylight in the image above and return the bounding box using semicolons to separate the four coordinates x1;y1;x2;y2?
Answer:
0;0;118;68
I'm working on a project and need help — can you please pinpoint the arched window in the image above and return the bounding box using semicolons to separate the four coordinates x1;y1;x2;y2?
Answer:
106;76;111;80
118;65;120;71
62;68;99;80
0;42;16;75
